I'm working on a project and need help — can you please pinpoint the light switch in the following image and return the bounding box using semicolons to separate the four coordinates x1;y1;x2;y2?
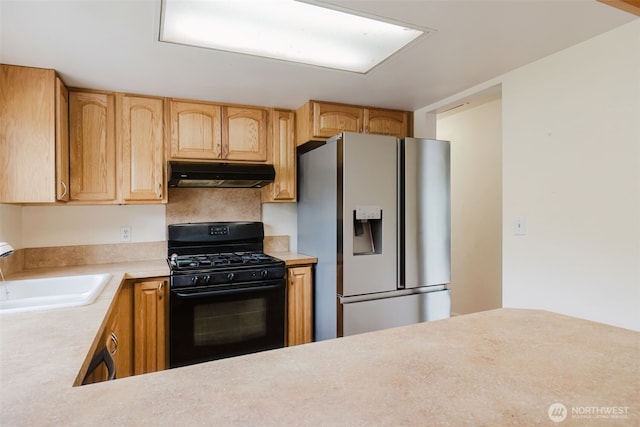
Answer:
514;216;526;236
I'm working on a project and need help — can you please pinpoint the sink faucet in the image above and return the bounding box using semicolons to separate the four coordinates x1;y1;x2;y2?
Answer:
0;242;15;282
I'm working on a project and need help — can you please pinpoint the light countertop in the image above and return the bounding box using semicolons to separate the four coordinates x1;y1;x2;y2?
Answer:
267;251;318;266
1;262;638;426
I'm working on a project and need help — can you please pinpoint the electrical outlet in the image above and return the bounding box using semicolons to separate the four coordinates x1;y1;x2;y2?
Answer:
514;216;526;236
120;226;132;242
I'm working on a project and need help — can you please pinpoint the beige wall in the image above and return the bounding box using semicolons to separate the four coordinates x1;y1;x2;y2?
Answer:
501;19;640;330
436;98;503;315
0;190;298;251
416;19;640;330
20;205;166;247
0;204;23;249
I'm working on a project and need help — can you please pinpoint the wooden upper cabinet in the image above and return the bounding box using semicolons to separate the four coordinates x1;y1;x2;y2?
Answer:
0;64;69;203
296;100;412;147
118;94;165;202
312;102;364;138
168;100;268;162
169;100;222;160
223;106;268;161
69;90;117;202
70;91;165;205
55;78;70;201
262;109;296;202
365;108;409;137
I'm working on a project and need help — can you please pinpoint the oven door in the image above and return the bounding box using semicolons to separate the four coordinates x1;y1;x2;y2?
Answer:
169;279;285;368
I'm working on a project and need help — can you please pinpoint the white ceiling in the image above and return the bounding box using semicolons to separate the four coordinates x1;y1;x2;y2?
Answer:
0;1;636;111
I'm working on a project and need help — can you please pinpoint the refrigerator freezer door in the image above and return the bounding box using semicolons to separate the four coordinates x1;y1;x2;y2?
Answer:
401;138;451;288
341;289;451;336
340;132;398;297
298;141;339;342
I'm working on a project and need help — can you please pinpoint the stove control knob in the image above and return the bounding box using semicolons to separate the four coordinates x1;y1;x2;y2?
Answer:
204;275;211;284
260;269;268;278
227;272;235;281
191;276;200;285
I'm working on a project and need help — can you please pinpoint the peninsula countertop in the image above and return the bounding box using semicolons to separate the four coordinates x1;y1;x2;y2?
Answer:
1;262;638;426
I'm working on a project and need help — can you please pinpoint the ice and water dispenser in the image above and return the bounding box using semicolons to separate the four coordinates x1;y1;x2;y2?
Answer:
353;206;383;255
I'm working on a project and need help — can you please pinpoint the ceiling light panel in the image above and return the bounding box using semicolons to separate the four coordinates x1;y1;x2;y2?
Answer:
160;0;425;73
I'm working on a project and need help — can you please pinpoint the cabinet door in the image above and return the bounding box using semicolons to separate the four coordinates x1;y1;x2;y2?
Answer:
263;109;296;202
287;266;313;346
69;91;117;202
223;106;268;161
169;100;222;160
0;65;57;203
133;279;167;375
119;95;165;202
365;108;410;137
55;78;70;201
107;282;133;379
312;102;363;138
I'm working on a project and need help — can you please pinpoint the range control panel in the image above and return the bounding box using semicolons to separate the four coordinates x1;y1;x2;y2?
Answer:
209;225;229;236
170;264;286;289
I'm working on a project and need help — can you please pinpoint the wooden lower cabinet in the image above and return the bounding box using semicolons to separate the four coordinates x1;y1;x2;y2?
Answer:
81;277;168;384
108;282;133;378
82;282;133;384
286;265;313;346
133;278;168;375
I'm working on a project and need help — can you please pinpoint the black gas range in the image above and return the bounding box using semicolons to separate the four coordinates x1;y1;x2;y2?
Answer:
167;222;286;368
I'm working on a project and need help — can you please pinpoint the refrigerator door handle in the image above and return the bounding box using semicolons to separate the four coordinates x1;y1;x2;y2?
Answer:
397;138;405;289
339;285;448;304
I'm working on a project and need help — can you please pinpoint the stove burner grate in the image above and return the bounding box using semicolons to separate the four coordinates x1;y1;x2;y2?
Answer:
170;251;282;272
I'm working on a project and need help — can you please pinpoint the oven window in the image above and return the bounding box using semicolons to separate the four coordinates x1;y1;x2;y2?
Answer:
170;279;285;368
193;298;267;346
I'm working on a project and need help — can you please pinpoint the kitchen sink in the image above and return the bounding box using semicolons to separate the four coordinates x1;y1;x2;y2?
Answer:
0;273;111;314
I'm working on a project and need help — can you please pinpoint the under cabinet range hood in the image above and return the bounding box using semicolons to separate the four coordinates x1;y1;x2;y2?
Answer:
168;161;275;188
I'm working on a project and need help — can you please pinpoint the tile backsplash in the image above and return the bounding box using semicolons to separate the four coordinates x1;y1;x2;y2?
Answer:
166;187;290;253
23;242;167;269
166;188;261;225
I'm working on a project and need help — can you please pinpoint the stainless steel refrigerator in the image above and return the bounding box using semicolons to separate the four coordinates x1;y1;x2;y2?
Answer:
298;132;451;341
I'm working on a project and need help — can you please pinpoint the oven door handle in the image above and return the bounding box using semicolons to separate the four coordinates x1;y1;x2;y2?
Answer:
172;282;283;299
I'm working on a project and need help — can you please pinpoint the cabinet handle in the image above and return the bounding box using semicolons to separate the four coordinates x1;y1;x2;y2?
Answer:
158;281;163;299
60;181;67;198
157;183;162;199
109;331;118;356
